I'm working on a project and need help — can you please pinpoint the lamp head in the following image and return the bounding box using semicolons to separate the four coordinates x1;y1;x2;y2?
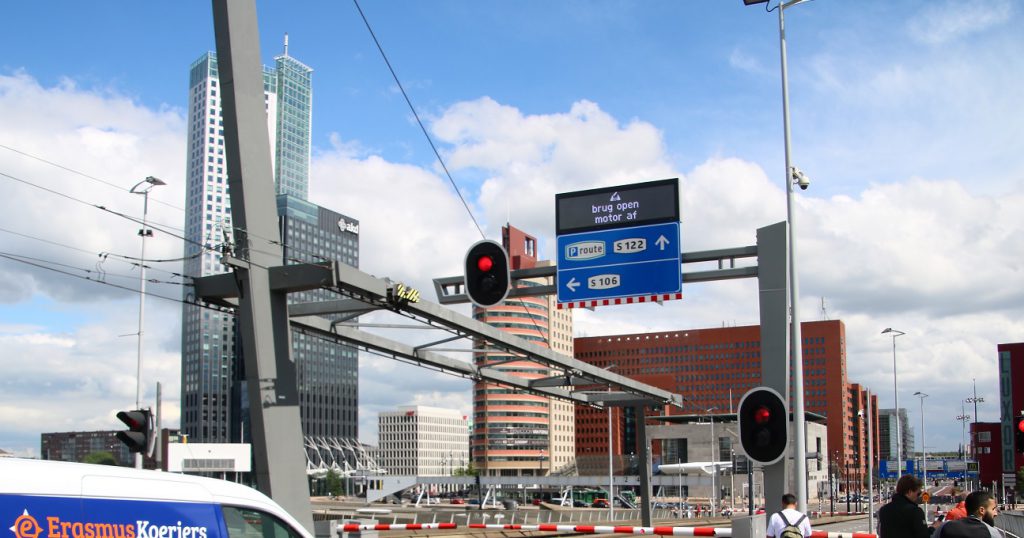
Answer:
144;176;166;186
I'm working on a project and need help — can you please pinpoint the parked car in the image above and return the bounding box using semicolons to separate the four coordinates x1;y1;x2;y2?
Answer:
572;500;588;507
593;499;609;508
451;498;465;505
467;499;481;506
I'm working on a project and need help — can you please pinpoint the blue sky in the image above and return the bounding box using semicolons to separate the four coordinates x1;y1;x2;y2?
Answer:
1;0;1022;459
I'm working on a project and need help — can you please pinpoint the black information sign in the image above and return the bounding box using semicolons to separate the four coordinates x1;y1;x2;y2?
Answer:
555;178;679;235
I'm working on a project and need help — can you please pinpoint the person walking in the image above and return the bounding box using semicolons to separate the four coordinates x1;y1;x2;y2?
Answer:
878;475;942;537
935;491;1005;537
766;493;812;538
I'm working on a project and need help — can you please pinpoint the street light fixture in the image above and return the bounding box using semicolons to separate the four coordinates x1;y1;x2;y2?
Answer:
128;175;165;469
966;378;984;491
913;391;929;515
743;0;816;511
881;328;905;475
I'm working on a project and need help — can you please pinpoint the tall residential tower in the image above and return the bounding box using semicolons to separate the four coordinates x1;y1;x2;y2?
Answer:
181;45;357;445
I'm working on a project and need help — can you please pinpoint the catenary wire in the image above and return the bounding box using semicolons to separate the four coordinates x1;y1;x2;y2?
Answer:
351;0;486;240
0;142;186;213
0;250;188;285
0;225;194;280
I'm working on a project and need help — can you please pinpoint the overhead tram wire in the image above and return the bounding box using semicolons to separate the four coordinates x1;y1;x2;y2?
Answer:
351;0;485;240
0;143;186;213
0;142;340;268
0;225;196;281
0;169;281;273
0;250;188;286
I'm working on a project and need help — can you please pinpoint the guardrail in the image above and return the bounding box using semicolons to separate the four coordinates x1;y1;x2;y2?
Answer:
334;522;881;538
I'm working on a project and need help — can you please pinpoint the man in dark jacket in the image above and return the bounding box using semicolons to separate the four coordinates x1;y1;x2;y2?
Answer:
878;475;940;537
935;491;1004;537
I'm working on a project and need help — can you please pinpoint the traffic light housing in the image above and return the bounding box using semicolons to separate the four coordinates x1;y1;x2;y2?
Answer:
737;387;789;465
116;409;152;454
464;240;510;307
1016;416;1024;454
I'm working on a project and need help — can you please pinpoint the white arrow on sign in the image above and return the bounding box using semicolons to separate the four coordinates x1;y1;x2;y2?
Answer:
609;192;621;202
566;277;580;293
655;235;669;250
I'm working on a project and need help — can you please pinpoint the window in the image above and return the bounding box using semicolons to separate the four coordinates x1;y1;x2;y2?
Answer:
222;506;303;538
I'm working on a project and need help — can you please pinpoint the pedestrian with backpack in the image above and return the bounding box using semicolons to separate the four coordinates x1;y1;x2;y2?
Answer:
766;493;812;538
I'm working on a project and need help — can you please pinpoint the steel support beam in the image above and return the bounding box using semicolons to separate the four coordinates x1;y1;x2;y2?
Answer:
211;0;312;531
756;221;791;509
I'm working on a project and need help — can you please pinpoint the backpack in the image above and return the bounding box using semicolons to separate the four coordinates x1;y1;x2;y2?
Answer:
775;511;806;538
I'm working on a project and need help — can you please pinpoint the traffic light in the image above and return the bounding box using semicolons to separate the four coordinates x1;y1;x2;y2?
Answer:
464;240;510;307
116;409;152;454
737;387;788;465
1016;415;1024;454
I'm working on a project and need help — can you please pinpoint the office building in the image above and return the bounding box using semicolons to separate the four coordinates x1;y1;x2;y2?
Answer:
471;225;575;476
181;44;357;446
877;408;914;464
574;320;874;486
377;406;469;479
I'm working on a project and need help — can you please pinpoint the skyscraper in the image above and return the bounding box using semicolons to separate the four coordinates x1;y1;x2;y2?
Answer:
180;44;354;445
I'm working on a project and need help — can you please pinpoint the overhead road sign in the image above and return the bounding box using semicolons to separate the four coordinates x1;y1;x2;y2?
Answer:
556;221;681;306
556;178;679;235
555;179;681;307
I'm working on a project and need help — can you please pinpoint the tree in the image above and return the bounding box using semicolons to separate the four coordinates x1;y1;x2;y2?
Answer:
453;462;478;476
83;451;118;466
324;469;344;497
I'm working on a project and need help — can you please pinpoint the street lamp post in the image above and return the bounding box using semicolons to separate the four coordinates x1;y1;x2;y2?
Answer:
914;392;929;516
129;175;165;469
743;0;814;511
708;407;718;513
956;403;970;473
966;379;984;491
881;328;906;475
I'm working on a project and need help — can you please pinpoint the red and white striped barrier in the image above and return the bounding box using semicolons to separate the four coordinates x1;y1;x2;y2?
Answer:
466;524;730;536
809;532;876;538
339;523;458;532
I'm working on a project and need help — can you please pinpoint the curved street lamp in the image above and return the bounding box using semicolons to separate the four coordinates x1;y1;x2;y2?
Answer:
129;175;165;469
913;391;929;515
882;328;906;475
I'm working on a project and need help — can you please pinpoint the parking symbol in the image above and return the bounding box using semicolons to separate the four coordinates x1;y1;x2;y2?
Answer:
569;246;579;258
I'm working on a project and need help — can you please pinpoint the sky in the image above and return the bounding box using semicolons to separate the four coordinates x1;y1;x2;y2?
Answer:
1;0;1022;459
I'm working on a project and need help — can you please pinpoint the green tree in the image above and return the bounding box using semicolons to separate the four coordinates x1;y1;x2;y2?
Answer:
452;462;478;476
324;469;344;497
83;451;118;466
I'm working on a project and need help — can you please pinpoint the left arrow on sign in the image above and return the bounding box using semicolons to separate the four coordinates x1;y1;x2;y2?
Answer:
566;277;580;292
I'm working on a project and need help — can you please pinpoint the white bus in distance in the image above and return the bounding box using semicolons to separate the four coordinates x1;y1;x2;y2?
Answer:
0;458;311;538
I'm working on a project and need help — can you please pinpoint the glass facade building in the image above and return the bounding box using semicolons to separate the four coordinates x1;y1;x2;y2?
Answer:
181;48;357;445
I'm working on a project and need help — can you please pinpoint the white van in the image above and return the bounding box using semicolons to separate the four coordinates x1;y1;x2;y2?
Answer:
0;458;312;538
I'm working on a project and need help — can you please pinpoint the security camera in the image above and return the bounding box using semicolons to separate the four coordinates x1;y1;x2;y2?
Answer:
791;166;811;190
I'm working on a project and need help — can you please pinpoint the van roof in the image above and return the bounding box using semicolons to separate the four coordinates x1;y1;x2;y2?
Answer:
0;458;310;538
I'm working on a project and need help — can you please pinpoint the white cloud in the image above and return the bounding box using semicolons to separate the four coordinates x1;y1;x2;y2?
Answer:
908;0;1014;45
729;47;766;75
2;48;1021;458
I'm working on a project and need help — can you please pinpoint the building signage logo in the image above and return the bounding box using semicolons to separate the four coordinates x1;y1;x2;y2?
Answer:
337;218;359;235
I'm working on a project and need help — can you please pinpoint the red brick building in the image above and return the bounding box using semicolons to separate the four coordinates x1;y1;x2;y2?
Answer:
574;320;875;485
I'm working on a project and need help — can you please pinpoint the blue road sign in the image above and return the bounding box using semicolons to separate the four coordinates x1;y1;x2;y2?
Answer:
556;222;681;304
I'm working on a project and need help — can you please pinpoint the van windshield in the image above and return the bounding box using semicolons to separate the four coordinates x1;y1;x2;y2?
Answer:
222;506;303;538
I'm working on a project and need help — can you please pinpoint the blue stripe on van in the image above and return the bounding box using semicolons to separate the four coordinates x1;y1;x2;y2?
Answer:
1;495;225;538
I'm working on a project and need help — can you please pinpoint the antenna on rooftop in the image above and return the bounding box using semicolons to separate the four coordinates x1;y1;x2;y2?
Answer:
284;33;289;56
820;297;830;320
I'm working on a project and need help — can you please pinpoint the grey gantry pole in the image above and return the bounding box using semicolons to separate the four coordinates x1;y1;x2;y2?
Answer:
211;0;313;531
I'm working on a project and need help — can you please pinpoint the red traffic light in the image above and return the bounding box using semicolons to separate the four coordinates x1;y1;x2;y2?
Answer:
754;406;771;425
477;255;494;272
1018;418;1024;433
